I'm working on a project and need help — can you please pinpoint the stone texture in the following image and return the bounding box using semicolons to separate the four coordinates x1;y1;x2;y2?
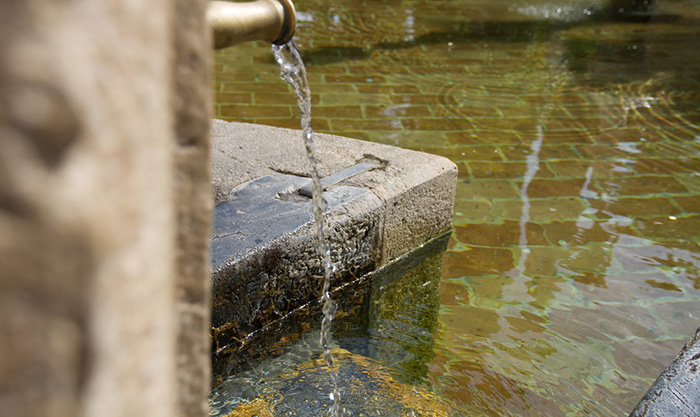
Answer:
211;120;457;265
0;1;211;417
172;0;213;416
209;120;456;381
210;187;383;379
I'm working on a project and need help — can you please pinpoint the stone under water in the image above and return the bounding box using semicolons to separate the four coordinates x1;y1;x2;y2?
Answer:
221;348;454;417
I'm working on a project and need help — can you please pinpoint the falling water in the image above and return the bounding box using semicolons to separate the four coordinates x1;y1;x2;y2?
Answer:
272;40;343;417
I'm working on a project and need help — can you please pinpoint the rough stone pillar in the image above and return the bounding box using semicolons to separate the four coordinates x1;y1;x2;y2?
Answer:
0;1;211;417
172;0;213;415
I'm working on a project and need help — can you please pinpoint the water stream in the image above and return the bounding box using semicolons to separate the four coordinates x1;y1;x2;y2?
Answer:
272;40;343;417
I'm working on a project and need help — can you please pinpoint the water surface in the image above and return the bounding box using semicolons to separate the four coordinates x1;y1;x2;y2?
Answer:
213;0;700;414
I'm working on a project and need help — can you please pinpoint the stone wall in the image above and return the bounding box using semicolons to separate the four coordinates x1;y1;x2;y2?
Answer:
0;1;211;416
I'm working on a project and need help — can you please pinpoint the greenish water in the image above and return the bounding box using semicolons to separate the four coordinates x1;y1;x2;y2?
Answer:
213;0;700;415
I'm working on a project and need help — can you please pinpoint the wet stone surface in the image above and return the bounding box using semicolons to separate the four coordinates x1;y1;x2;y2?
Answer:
211;173;373;269
210;173;383;381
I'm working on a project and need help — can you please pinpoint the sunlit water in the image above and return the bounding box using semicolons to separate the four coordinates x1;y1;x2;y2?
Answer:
213;0;700;415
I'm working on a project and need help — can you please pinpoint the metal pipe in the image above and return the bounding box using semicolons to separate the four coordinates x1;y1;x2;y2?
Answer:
207;0;296;49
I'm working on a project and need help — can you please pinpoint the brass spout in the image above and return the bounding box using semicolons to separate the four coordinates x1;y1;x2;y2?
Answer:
208;0;296;49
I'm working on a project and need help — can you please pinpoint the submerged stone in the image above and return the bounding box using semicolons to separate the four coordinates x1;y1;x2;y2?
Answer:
221;348;454;417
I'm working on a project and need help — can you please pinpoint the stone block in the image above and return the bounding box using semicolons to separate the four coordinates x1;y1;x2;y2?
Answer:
209;120;457;381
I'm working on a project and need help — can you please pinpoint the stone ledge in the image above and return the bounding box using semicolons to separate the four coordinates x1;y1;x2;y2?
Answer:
209;120;457;381
211;119;457;265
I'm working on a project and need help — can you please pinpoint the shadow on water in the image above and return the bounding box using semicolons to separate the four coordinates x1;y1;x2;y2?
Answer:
333;232;447;385
301;46;371;65
300;3;685;72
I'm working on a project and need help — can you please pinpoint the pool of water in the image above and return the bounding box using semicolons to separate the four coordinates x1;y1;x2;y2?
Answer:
213;0;700;415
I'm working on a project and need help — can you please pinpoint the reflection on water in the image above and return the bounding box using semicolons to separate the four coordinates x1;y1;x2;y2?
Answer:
214;0;700;415
210;234;451;416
